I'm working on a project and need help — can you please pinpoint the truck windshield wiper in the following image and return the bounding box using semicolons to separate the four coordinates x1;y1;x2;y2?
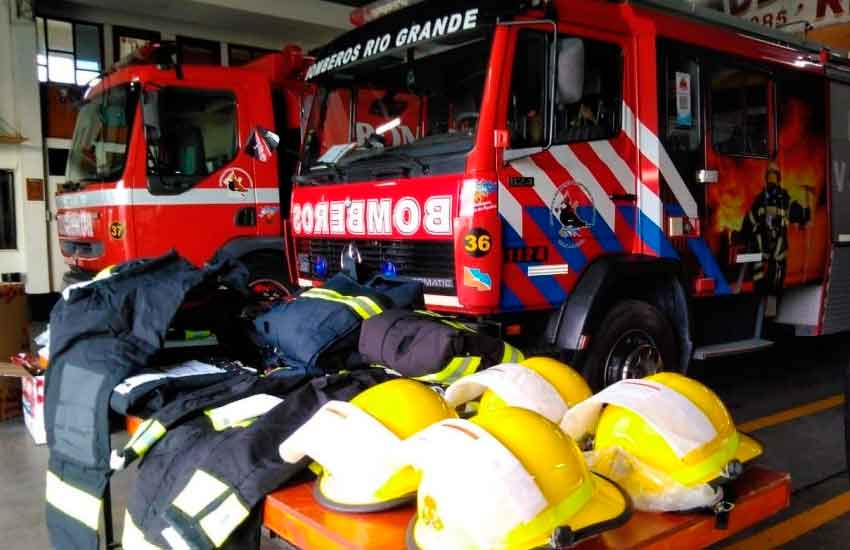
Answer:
297;163;345;185
385;150;429;175
341;146;430;176
73;173;121;187
60;180;83;192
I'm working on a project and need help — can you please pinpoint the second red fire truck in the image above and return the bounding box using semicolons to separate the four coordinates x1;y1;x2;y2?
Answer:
56;43;309;293
291;0;850;387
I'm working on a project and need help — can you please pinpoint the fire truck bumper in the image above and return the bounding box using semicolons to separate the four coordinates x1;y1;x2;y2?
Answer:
62;267;95;289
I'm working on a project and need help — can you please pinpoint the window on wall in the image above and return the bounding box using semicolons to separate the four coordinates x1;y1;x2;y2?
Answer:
114;26;161;62
177;36;222;65
36;17;103;85
710;67;771;157
228;44;274;67
0;170;16;250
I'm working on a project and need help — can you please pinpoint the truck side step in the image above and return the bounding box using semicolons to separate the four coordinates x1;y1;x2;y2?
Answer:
692;339;774;360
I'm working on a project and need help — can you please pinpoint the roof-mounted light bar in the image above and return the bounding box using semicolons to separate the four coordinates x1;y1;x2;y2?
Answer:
350;0;550;27
111;41;178;72
350;0;427;27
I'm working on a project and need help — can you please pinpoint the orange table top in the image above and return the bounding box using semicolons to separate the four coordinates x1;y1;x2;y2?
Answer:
126;415;143;434
263;466;790;550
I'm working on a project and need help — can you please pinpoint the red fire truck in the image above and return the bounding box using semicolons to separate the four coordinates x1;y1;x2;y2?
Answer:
291;0;850;388
55;42;309;292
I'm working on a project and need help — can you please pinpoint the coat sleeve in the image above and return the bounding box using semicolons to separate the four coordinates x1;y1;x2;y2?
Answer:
160;370;396;549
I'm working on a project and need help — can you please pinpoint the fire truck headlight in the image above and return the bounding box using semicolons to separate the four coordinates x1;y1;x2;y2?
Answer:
298;254;310;273
314;256;329;278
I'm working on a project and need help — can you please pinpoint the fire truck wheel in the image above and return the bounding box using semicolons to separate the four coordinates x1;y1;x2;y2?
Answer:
582;299;680;390
241;252;295;302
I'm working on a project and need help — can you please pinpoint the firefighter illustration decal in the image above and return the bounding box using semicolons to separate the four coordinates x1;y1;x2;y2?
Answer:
740;162;811;293
550;181;596;248
220;167;253;197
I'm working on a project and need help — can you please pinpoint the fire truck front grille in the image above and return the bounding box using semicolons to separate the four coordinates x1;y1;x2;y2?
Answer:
297;239;456;295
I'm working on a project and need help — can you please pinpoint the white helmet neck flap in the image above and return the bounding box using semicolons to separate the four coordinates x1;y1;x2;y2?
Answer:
444;363;569;423
560;379;717;458
403;418;590;550
279;400;406;506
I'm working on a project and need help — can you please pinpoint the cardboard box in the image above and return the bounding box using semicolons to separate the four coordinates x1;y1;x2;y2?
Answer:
0;362;45;445
0;284;29;359
22;371;45;445
0;377;22;421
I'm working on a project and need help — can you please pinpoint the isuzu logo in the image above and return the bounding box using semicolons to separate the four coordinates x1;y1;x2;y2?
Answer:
292;196;453;237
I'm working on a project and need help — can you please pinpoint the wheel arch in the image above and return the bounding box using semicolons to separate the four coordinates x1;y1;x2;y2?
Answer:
546;255;693;371
212;237;285;263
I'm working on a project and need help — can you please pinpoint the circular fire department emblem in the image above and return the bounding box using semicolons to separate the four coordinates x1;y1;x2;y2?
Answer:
219;167;253;197
550;181;596;249
109;221;125;240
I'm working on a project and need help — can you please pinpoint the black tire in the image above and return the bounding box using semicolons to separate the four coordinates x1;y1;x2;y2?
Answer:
240;251;296;301
581;299;680;391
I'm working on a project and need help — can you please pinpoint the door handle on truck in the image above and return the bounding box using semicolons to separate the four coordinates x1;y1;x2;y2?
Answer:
235;207;257;227
696;169;719;183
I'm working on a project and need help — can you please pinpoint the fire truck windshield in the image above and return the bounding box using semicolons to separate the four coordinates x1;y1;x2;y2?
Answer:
300;30;493;181
67;82;139;186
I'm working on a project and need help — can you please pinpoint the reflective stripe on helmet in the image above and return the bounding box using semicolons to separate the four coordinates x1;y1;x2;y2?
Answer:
122;510;161;550
126;418;167;457
669;430;741;487
302;288;384;319
416;356;482;385
45;471;102;531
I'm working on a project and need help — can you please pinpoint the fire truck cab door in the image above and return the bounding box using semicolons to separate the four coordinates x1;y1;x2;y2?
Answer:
658;48;730;290
703;61;775;295
139;82;261;265
498;27;635;310
659;48;705;222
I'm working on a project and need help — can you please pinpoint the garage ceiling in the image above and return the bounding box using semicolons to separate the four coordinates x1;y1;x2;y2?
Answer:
38;0;359;49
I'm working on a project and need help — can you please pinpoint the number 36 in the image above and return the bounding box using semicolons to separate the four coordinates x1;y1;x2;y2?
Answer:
465;234;491;253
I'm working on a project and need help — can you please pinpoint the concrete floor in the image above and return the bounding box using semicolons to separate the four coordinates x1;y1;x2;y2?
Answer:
1;335;848;550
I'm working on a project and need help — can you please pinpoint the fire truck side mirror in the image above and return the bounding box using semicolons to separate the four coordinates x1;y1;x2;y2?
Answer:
494;129;510;150
494;129;510;166
557;38;585;104
246;127;281;160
